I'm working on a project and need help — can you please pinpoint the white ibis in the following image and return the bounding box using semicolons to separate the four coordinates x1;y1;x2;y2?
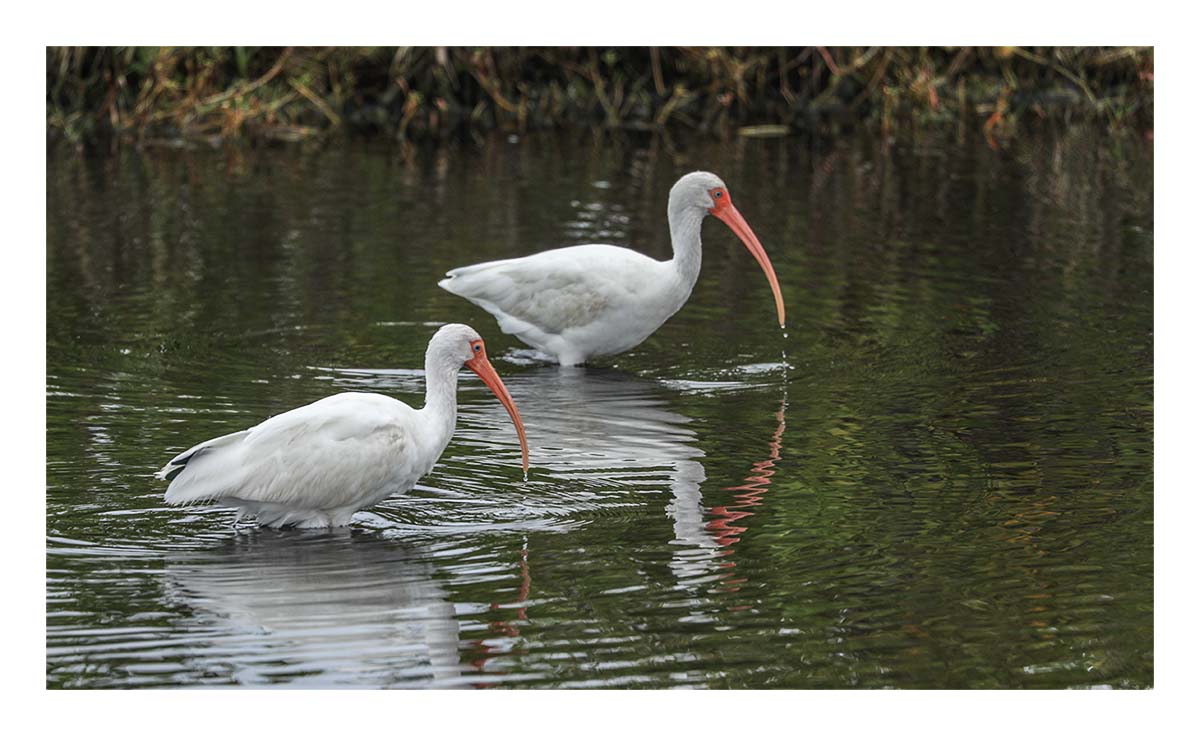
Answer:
156;324;530;528
438;171;786;366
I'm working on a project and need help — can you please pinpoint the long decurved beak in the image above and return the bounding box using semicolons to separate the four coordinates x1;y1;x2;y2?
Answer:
466;351;530;473
712;202;786;328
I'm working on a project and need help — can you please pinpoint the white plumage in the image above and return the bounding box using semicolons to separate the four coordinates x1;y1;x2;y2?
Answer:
157;324;529;528
440;172;785;365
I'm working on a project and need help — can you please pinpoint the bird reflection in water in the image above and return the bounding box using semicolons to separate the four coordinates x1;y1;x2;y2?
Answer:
706;398;787;593
164;530;462;687
489;367;787;591
465;542;531;685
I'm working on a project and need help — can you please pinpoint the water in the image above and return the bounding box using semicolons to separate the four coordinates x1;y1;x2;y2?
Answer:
46;127;1153;688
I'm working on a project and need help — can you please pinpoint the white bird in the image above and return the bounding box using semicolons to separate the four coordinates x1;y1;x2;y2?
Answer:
156;324;529;529
439;171;785;366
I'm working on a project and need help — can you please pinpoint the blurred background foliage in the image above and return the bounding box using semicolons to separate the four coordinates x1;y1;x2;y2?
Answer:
47;46;1153;147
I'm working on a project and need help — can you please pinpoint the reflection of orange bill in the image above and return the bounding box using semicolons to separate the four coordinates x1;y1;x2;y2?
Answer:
708;402;787;551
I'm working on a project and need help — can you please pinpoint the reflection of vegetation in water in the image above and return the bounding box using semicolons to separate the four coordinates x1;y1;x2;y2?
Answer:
47;47;1153;146
47;126;1151;688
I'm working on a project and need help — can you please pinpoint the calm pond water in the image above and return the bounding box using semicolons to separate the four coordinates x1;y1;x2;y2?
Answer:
47;126;1153;688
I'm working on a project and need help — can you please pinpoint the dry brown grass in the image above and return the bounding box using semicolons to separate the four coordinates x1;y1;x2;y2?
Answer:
47;46;1154;146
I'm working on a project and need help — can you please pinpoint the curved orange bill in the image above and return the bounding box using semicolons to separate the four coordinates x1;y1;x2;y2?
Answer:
712;202;786;328
466;350;530;473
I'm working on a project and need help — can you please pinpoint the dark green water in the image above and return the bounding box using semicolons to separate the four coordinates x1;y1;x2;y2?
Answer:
46;127;1153;688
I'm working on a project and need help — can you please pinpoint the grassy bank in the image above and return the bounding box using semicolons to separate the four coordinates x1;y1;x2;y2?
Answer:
47;46;1153;146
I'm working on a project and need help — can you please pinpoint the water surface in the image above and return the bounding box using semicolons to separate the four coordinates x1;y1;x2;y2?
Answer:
47;127;1153;688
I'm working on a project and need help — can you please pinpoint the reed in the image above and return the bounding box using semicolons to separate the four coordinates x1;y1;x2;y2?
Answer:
47;46;1153;146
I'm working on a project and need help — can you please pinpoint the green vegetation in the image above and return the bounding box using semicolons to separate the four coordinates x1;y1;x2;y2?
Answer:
47;46;1152;146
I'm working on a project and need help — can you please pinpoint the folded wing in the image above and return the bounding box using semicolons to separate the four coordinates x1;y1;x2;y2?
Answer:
439;244;658;341
158;393;414;511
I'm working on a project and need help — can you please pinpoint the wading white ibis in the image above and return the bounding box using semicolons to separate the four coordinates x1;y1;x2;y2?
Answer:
156;324;529;528
439;171;786;366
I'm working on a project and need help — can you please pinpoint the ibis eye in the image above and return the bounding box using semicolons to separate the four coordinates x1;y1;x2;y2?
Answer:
714;190;723;198
474;344;482;352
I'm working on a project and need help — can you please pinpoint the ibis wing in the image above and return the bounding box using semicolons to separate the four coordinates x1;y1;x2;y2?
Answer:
160;393;417;510
439;245;658;337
